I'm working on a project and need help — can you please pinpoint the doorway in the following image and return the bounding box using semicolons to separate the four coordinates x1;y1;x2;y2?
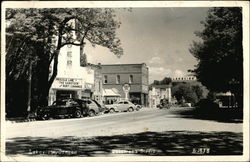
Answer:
56;90;77;100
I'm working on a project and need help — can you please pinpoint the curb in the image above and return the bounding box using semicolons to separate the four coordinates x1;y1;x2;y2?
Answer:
6;118;37;123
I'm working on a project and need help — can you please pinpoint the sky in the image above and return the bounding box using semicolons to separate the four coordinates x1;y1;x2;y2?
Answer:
85;8;210;83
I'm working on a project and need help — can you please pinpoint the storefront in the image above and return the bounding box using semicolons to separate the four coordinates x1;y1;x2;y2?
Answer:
48;77;95;105
103;88;121;104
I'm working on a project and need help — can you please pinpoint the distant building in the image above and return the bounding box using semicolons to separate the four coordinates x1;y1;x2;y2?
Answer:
171;76;197;82
149;84;171;108
101;63;149;106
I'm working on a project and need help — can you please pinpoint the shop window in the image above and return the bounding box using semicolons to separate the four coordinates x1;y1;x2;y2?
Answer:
116;75;120;84
104;75;108;84
129;75;133;84
67;51;72;57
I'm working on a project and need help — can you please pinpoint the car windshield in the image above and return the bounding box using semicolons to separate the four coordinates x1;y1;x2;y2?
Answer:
91;100;101;107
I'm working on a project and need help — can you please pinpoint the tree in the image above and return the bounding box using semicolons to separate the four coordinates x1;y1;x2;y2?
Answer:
192;85;204;100
152;77;172;85
189;7;243;107
172;83;204;105
153;80;160;85
160;77;172;85
6;8;123;115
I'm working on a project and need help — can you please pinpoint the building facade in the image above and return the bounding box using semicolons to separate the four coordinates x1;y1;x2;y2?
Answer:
88;63;103;104
171;76;197;82
101;63;149;106
48;43;95;105
148;84;171;108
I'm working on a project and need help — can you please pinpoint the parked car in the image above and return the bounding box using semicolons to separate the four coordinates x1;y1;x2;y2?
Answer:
36;98;104;120
36;98;86;120
83;99;106;117
105;100;136;113
157;99;171;109
134;103;142;111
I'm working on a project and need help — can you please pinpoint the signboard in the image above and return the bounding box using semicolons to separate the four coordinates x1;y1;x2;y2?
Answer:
54;78;83;89
123;83;130;100
123;83;131;92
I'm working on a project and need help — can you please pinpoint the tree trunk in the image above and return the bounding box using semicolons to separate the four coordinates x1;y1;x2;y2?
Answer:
48;50;59;91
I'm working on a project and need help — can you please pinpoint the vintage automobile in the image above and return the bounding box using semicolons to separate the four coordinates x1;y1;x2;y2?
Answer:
156;98;171;109
105;100;136;113
83;99;106;117
134;103;142;111
36;98;104;120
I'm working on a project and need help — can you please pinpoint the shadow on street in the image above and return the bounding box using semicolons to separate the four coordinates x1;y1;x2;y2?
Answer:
169;107;243;123
6;131;242;156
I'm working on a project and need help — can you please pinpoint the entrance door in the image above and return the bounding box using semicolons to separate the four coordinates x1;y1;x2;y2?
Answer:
56;90;76;100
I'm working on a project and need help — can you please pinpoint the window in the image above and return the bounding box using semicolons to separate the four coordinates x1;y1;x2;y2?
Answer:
129;75;133;84
67;60;72;66
99;81;101;92
124;101;129;104
67;51;72;57
104;75;108;84
116;75;120;84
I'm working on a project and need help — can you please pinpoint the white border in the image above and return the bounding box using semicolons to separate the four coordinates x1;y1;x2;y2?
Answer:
1;1;249;162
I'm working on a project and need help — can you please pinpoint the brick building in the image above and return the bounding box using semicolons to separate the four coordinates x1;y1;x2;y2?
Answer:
101;63;149;106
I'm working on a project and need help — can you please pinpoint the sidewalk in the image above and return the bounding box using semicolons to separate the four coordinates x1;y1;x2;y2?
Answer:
5;107;156;124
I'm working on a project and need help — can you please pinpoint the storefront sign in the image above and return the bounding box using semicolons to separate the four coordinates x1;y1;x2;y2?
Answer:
54;78;83;89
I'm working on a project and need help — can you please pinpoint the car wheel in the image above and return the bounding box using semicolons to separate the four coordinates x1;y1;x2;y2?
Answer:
88;110;95;117
128;107;134;112
109;108;115;113
41;114;49;120
74;110;82;118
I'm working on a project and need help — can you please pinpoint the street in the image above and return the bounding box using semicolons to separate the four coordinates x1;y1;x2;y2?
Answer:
5;107;243;156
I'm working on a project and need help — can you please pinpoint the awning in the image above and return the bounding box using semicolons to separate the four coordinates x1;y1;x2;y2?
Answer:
103;88;121;97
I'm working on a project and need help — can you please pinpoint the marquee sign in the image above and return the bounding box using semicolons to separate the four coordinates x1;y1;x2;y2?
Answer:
53;78;83;89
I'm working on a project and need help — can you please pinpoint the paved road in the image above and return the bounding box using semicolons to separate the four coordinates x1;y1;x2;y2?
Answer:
6;107;242;139
5;107;243;156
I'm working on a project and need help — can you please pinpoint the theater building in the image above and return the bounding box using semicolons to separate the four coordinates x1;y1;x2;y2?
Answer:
48;43;95;105
101;63;149;106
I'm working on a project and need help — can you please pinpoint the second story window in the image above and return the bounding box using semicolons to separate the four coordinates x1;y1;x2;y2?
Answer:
104;75;108;84
116;75;120;84
67;51;72;57
129;75;133;84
